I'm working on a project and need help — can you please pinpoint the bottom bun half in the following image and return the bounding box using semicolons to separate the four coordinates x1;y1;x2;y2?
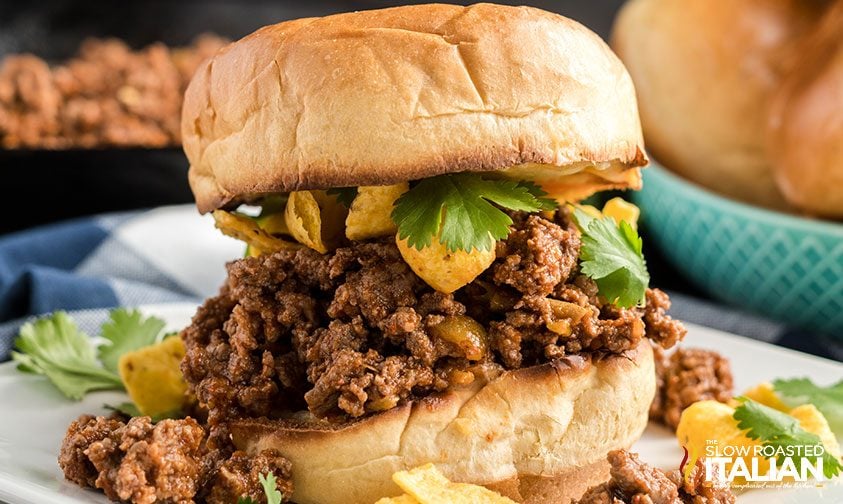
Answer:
230;340;655;504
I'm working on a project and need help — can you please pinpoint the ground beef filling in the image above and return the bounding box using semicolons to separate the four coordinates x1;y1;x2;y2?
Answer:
181;210;686;436
59;414;292;504
650;347;734;429
574;450;735;504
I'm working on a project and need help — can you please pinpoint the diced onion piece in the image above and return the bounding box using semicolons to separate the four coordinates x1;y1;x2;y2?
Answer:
546;319;572;336
368;396;399;412
429;315;487;361
446;369;476;386
546;299;590;324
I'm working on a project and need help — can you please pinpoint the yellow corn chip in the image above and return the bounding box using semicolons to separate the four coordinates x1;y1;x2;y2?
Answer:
213;210;299;254
396;235;494;293
374;495;419;504
392;464;516;504
118;336;188;417
602;197;640;230
789;404;841;459
285;190;347;253
742;382;790;412
346;183;408;240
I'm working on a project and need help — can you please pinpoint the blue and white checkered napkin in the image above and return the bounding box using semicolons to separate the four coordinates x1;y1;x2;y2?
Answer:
0;205;840;362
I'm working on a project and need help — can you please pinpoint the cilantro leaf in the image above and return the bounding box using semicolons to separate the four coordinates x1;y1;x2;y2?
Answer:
260;472;284;504
774;378;843;436
11;312;123;400
257;195;288;216
391;174;556;252
237;497;258;504
734;398;800;440
326;187;358;207
104;402;143;418
98;309;166;373
734;398;843;479
573;207;649;308
103;402;183;422
516;180;557;207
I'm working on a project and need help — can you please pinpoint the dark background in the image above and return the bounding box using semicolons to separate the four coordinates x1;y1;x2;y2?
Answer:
0;1;626;60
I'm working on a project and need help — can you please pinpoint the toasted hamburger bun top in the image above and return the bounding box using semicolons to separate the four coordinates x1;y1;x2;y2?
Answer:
182;3;646;213
230;340;655;504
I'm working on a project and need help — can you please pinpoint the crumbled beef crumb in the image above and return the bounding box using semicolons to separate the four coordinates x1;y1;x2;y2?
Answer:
650;347;734;429
59;415;205;503
643;288;687;348
181;210;686;433
492;213;580;296
0;35;226;149
573;450;735;504
207;449;293;503
58;415;293;504
59;414;125;489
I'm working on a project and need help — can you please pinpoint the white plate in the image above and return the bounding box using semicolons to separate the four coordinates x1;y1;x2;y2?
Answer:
0;304;841;503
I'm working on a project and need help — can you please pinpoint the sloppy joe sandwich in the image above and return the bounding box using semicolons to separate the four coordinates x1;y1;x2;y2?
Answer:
62;4;689;504
176;4;687;503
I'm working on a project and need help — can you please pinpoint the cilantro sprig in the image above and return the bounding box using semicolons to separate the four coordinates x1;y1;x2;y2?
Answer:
99;310;166;373
774;378;843;436
573;207;649;308
391;173;556;252
734;398;843;479
12;312;123;399
237;472;284;504
11;309;168;400
326;187;358;207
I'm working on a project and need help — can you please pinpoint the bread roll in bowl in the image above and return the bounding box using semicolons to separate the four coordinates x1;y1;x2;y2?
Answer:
181;3;646;213
767;0;843;218
230;340;655;504
612;0;825;210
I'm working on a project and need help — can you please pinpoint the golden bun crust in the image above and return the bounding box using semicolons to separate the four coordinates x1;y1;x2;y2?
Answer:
612;0;824;210
767;1;843;218
230;341;655;504
182;3;646;213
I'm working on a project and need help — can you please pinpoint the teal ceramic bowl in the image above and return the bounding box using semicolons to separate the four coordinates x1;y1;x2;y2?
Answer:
631;163;843;336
